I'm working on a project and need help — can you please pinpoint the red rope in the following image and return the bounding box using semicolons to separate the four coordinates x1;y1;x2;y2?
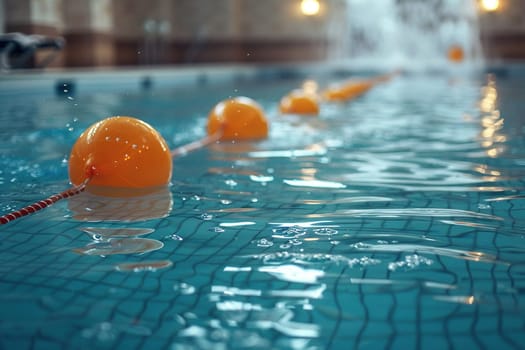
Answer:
0;180;88;225
170;130;223;157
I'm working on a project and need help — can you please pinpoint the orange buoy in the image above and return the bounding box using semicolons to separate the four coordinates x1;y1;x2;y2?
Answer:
207;96;268;141
69;116;172;196
279;90;320;116
322;80;374;102
447;45;465;63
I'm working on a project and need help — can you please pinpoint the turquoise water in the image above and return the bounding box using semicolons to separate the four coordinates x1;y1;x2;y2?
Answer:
0;67;524;349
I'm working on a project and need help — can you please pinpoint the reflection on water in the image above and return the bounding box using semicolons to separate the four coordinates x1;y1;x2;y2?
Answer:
317;207;502;220
68;187;173;222
434;295;477;304
73;238;164;256
69;190;172;265
258;264;325;284
81;227;154;239
479;74;506;158
353;243;501;263
115;260;173;272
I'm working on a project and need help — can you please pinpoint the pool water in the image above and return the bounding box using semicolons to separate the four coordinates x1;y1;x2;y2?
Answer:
0;67;524;349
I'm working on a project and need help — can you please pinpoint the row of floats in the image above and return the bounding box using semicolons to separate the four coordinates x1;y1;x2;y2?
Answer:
0;71;398;225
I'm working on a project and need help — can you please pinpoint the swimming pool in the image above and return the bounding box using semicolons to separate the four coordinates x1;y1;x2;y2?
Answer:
0;64;524;349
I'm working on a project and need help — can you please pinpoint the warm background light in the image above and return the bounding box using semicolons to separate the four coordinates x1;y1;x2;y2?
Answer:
480;0;500;11
301;0;320;16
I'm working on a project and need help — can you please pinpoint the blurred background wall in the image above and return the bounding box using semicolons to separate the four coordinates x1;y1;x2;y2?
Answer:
0;0;524;68
478;0;525;59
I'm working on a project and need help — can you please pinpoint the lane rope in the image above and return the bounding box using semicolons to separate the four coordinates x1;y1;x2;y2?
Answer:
170;129;223;157
0;178;90;225
0;130;224;225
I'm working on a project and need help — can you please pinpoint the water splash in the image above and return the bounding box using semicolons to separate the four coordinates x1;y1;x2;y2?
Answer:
336;0;483;70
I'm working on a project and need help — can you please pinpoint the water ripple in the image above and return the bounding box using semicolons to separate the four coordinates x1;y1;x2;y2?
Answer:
350;278;456;290
284;179;346;189
115;260;172;272
81;227;154;240
352;243;502;264
440;220;499;230
485;194;525;202
211;284;326;300
248;146;327;158
314;208;503;220
249;251;381;268
300;196;393;205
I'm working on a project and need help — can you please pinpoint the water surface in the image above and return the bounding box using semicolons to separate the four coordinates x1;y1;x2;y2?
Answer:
0;68;524;349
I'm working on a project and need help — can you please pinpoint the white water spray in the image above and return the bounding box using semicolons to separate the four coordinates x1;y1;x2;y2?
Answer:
331;0;484;70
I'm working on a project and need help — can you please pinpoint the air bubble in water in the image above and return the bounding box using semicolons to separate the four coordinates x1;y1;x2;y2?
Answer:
225;179;238;187
201;213;213;220
388;254;433;271
313;227;338;236
288;238;302;246
174;283;196;295
165;233;183;241
272;226;308;239
256;238;274;247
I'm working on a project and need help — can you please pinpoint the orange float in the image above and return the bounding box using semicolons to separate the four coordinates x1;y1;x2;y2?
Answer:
447;45;465;63
69;116;172;196
322;80;375;102
1;116;173;224
279;89;320;116
207;96;269;141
